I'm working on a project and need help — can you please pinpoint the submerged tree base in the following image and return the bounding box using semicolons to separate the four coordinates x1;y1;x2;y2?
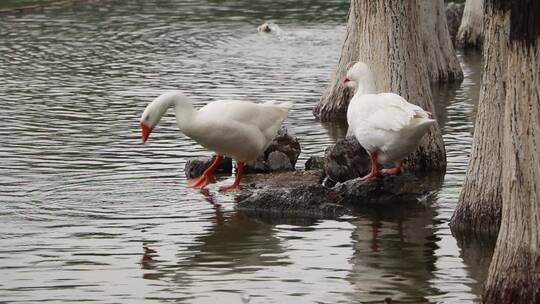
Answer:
450;202;501;237
483;249;540;304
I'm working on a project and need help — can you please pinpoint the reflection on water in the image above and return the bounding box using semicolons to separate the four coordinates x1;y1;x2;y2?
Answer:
347;205;438;302
0;1;491;303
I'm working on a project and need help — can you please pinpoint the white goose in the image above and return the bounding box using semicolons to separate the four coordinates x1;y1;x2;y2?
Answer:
344;62;435;180
140;91;291;191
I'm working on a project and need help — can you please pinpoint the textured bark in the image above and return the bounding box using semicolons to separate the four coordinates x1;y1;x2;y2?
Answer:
457;0;484;49
315;0;447;170
450;2;508;236
483;39;540;303
445;2;465;45
313;3;358;122
482;0;540;302
417;0;463;82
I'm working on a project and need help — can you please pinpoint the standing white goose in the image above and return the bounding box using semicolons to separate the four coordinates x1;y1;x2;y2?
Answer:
140;91;291;191
344;62;435;180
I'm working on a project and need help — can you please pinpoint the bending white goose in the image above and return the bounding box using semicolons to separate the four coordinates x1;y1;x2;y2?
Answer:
140;91;291;191
344;62;435;180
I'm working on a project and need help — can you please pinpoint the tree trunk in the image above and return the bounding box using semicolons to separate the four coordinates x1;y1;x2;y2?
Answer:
416;0;463;82
312;3;358;122
450;1;508;236
314;0;447;170
457;0;484;49
315;0;462;120
483;0;540;302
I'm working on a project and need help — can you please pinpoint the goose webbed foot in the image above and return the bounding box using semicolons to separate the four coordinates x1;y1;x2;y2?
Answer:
358;171;381;181
218;161;244;192
218;184;241;192
187;174;213;189
358;151;380;181
380;160;404;176
186;154;223;189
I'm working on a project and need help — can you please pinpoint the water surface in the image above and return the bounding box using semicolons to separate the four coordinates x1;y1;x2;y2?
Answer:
0;1;490;303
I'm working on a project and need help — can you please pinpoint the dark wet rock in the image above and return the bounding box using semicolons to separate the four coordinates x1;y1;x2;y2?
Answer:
324;137;370;183
235;170;442;218
305;155;325;171
237;183;346;217
267;151;293;171
184;156;233;179
244;156;271;174
333;173;428;205
264;127;301;167
241;170;323;190
446;2;465;44
245;127;301;173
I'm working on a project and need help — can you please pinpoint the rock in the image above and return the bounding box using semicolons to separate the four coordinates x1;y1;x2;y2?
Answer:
333;173;428;206
237;183;346;218
305;156;325;171
244;156;271;174
235;170;443;218
264;127;301;167
445;2;465;44
184;156;233;179
241;170;323;190
324;137;370;184
245;126;301;173
267;151;293;171
257;22;283;34
257;22;272;33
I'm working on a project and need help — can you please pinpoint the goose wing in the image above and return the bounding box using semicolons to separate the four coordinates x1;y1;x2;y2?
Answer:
365;93;431;131
198;99;290;141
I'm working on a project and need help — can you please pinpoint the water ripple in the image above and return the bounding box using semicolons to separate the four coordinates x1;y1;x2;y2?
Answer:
0;1;485;303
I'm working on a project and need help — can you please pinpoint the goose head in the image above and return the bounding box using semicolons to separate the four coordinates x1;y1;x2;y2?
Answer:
139;91;192;143
343;62;375;94
140;99;166;143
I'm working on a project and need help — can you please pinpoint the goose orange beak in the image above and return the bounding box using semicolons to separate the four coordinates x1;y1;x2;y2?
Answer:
140;122;152;143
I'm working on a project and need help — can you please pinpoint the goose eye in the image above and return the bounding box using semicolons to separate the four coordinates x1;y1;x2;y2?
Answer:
144;115;151;122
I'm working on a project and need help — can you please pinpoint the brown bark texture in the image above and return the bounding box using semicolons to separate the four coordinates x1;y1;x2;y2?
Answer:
450;1;507;236
482;0;540;301
416;0;464;82
315;0;447;170
483;39;540;304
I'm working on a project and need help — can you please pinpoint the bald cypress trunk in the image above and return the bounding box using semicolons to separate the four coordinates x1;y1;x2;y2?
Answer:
417;0;463;82
457;0;484;49
314;0;447;170
482;0;540;302
450;0;507;236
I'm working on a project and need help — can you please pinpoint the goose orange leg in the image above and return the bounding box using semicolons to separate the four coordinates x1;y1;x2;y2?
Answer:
380;160;404;176
187;155;224;189
359;152;380;181
219;161;244;192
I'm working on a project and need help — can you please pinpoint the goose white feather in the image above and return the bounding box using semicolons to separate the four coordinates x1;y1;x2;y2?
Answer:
140;90;291;190
345;62;435;179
